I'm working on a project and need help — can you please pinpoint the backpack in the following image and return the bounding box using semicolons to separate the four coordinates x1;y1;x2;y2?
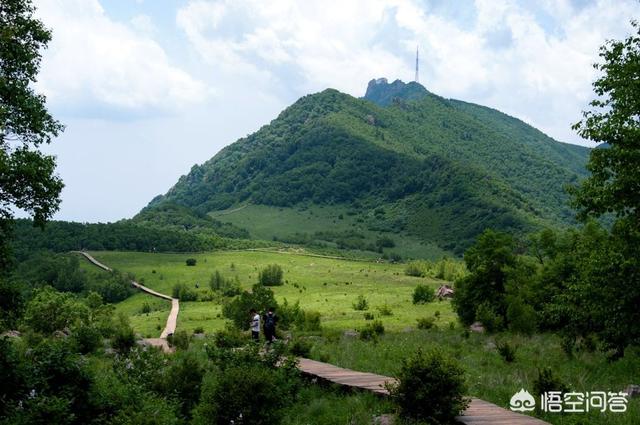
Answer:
264;314;275;330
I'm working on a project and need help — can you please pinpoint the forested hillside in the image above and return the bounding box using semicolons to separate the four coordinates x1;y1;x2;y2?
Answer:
144;79;590;254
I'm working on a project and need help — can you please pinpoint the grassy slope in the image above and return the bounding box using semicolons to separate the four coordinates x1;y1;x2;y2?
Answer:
91;250;452;336
210;204;449;260
309;331;640;425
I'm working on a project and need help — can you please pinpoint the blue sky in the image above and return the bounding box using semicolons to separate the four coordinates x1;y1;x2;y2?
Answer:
32;0;640;222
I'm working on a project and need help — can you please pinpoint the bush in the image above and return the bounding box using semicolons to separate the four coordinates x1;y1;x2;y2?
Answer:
193;326;205;334
168;330;190;350
388;349;469;424
412;284;435;304
363;312;374;320
533;368;569;401
258;264;283;286
377;303;393;316
289;338;312;357
506;296;537;335
172;283;198;301
141;302;151;314
213;327;246;348
496;340;517;363
192;363;298;425
360;320;384;340
186;258;197;266
416;317;435;330
405;261;427;277
210;271;241;297
352;295;369;311
71;322;102;354
24;287;90;334
112;313;135;352
298;310;322;332
475;303;504;333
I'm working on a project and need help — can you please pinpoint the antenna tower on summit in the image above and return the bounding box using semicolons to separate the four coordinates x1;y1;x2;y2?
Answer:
415;45;419;83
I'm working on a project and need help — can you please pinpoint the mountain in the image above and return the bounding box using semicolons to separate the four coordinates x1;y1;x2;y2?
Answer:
137;79;591;257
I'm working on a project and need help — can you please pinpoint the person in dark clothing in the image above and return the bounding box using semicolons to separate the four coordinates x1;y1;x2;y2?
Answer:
263;307;277;344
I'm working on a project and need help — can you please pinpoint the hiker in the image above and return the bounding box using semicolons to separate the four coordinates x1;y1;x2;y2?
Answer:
250;309;260;342
264;307;277;344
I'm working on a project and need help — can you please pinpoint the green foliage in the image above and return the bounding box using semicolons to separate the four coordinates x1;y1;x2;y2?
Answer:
171;283;198;301
352;294;369;311
474;303;504;333
404;261;425;277
0;0;64;270
148;78;590;256
506;296;537;335
388;348;469;424
112;313;135;352
213;326;247;348
377;303;393;316
70;321;102;354
222;283;278;330
359;320;385;340
289;337;312;357
496;340;517;363
412;284;435;304
209;270;241;296
533;367;569;400
258;264;284;286
167;330;190;351
23;286;90;334
416;317;435;330
453;229;516;326
185;258;197;266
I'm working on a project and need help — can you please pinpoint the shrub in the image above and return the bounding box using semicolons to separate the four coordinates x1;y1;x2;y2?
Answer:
210;271;241;296
112;313;135;352
416;317;435;330
475;303;504;333
24;287;90;334
140;302;151;314
496;340;517;363
360;320;384;340
213;327;246;348
352;295;369;311
71;322;102;354
377;303;393;316
533;368;569;401
298;310;322;332
405;261;427;277
289;338;312;357
412;284;435;304
363;312;374;320
168;330;190;350
388;349;469;423
192;363;298;425
186;258;197;266
158;351;205;419
506;296;537;335
172;283;198;301
258;264;284;286
193;326;205;334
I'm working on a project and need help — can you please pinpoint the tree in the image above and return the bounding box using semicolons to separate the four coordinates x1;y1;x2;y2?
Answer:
453;229;516;325
0;0;64;270
571;21;640;224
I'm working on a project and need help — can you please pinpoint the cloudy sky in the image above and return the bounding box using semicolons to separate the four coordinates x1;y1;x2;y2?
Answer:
32;0;640;223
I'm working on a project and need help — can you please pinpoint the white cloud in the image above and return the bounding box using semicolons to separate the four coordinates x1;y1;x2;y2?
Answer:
175;0;640;144
36;0;210;113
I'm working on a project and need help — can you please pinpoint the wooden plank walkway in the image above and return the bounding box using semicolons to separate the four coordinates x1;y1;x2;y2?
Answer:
75;251;179;352
298;358;549;425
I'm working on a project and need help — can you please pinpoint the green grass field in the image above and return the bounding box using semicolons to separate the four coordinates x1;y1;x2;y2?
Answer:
90;249;453;337
210;204;450;260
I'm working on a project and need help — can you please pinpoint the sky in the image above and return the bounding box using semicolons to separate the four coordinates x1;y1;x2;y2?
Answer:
30;0;640;223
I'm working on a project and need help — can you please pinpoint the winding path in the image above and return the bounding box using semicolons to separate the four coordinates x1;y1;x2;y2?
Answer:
76;251;549;423
75;251;178;352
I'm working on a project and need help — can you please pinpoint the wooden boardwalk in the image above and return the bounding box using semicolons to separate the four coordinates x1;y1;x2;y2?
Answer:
75;251;179;351
298;358;549;425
